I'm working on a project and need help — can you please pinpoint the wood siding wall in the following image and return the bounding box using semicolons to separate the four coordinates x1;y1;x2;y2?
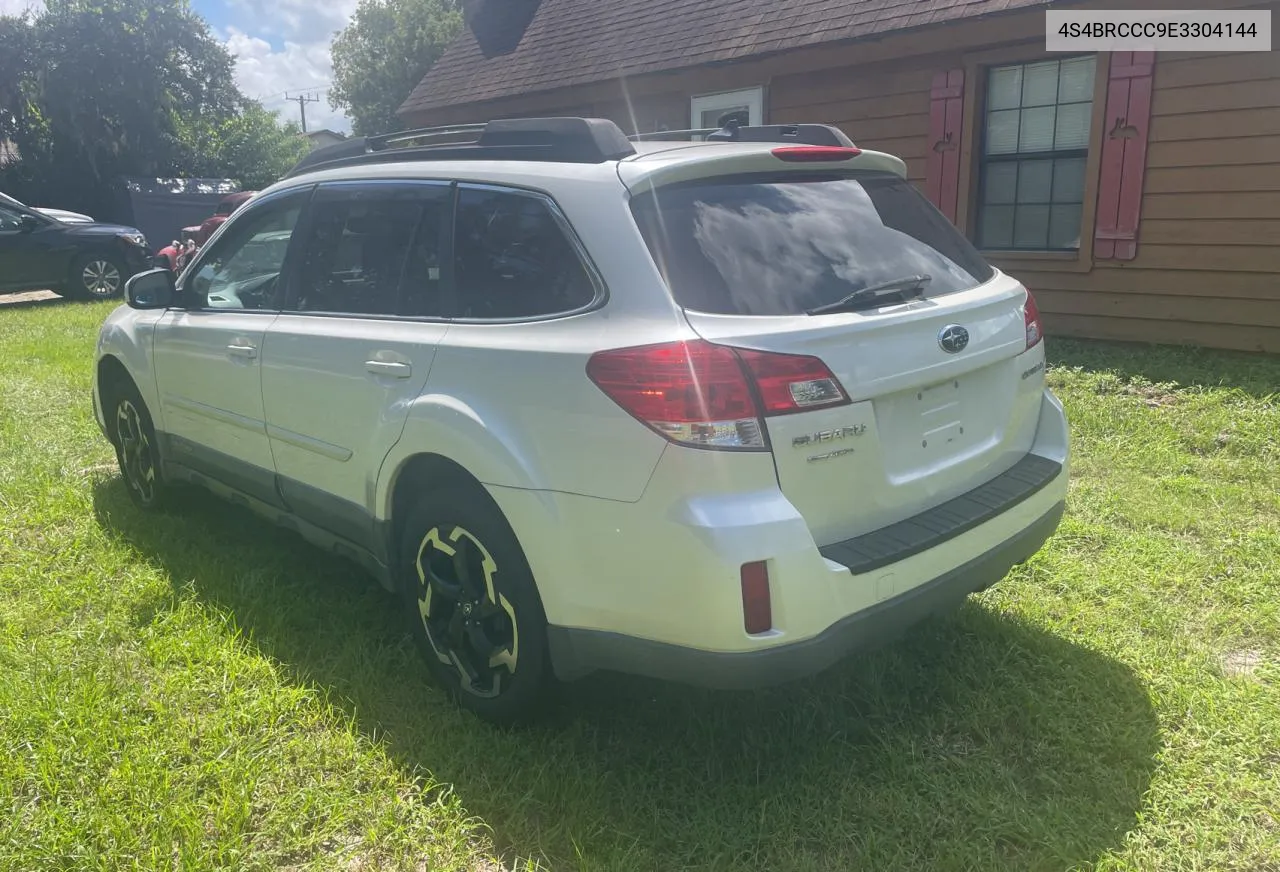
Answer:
406;2;1280;353
1017;49;1280;353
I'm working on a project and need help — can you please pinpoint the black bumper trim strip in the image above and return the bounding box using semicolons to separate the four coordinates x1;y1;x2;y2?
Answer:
818;453;1063;575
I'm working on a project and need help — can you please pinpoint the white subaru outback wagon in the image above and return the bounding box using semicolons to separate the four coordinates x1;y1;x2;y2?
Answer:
94;118;1069;723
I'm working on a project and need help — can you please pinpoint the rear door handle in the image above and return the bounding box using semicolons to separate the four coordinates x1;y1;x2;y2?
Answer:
227;343;257;360
365;360;412;378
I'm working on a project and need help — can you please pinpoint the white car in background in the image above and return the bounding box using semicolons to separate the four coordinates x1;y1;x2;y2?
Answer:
93;118;1069;723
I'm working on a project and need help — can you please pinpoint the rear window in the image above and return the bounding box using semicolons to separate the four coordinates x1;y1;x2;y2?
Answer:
629;172;995;316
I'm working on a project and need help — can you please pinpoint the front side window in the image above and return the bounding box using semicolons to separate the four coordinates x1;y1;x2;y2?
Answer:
451;186;597;319
0;204;27;231
977;56;1096;251
292;184;448;317
630;172;994;317
186;193;305;310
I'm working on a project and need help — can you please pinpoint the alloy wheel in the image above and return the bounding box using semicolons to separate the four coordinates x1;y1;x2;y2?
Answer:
82;260;121;297
414;524;519;698
116;399;157;505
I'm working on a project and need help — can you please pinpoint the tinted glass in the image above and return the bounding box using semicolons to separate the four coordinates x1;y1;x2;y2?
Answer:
293;188;445;316
187;196;303;310
630;173;994;316
0;204;25;231
452;187;596;319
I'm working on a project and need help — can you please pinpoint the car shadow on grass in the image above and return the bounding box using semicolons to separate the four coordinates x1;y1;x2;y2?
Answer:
94;477;1159;872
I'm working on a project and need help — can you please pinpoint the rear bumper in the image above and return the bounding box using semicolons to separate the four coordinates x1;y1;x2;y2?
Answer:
548;499;1064;689
487;388;1069;686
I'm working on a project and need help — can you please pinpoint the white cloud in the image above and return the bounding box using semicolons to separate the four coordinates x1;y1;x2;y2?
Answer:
228;0;358;45
223;26;352;134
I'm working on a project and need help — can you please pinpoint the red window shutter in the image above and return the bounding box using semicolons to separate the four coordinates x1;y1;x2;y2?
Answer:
1094;52;1155;261
926;69;964;224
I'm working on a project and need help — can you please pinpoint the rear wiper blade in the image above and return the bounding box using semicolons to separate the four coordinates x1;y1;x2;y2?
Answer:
805;274;932;316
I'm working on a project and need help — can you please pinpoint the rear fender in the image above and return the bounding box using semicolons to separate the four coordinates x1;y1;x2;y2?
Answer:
375;393;557;524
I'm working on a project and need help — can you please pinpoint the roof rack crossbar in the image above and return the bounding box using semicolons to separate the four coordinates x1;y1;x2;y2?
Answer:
372;123;487;148
629;128;722;141
629;122;855;148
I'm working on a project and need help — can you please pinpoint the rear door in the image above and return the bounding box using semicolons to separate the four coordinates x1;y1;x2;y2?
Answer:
259;180;451;551
629;170;1046;546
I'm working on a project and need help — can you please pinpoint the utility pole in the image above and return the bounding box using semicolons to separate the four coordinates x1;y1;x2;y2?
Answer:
285;91;320;132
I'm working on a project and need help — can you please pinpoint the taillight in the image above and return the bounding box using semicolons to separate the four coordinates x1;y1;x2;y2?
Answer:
736;348;849;415
1023;290;1044;349
772;146;861;162
585;340;764;449
740;561;772;634
585;340;851;450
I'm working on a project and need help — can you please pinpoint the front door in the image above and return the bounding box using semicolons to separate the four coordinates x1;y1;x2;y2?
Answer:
151;188;310;507
260;181;451;550
0;203;48;288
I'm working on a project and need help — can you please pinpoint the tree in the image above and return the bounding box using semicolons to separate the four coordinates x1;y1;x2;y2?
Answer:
329;0;462;137
183;101;310;190
0;0;308;215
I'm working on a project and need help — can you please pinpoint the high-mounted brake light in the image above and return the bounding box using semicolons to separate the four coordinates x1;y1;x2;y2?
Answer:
772;146;861;162
586;340;851;450
1023;290;1044;349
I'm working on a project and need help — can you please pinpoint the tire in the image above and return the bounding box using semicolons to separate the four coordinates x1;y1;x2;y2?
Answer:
66;253;127;300
398;486;552;724
105;377;169;510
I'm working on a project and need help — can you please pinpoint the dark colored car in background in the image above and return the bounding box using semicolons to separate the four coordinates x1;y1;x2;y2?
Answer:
0;195;151;299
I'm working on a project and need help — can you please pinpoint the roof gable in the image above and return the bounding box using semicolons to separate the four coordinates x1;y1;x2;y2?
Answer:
400;0;1050;116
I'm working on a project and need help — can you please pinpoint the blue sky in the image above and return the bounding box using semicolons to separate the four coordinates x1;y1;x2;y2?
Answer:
0;0;358;132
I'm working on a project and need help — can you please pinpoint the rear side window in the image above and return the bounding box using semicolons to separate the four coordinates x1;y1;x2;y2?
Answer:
451;186;597;319
630;172;995;316
294;192;438;317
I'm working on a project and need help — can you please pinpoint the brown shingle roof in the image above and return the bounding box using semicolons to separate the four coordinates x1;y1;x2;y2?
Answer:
400;0;1050;116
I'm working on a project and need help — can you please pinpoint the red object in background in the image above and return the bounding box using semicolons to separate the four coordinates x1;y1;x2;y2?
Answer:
195;190;256;245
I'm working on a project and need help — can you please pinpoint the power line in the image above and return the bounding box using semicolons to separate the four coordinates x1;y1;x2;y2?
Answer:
285;90;321;132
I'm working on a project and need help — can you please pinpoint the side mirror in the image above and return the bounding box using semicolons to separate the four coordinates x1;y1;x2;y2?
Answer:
125;268;176;310
17;213;40;233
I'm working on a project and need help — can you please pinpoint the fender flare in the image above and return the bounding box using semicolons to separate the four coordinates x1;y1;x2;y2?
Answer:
95;312;161;427
375;393;553;524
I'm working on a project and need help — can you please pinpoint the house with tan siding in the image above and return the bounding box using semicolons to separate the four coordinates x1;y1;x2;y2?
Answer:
398;0;1280;353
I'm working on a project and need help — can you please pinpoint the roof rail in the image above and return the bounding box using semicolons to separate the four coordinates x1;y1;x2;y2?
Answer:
629;122;856;148
285;117;637;179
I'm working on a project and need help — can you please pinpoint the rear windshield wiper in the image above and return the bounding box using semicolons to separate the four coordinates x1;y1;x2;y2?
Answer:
805;274;933;316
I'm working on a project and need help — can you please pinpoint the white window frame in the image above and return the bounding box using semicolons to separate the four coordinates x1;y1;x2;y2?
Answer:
690;87;764;130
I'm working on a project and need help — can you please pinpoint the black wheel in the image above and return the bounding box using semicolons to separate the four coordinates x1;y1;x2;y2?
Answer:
107;379;168;510
66;253;126;300
399;487;551;724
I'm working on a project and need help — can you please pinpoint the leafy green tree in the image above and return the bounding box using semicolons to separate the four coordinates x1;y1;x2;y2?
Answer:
0;0;308;215
186;102;310;190
329;0;462;136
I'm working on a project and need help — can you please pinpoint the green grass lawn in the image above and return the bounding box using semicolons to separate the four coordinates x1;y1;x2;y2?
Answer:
1;298;1277;871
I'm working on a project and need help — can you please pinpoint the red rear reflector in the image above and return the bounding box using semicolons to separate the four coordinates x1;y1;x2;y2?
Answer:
736;348;850;415
772;146;861;162
1023;290;1044;349
740;561;772;634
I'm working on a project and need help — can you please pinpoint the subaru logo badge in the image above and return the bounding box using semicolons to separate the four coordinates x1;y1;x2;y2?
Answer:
938;324;969;354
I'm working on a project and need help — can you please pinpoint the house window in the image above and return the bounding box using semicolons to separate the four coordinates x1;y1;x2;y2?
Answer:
977;56;1096;251
691;87;764;131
